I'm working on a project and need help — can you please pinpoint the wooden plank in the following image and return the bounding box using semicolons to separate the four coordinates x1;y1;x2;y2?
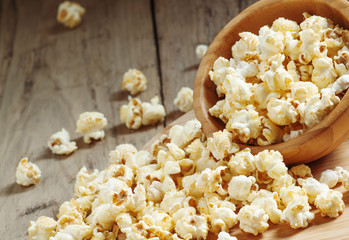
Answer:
0;0;161;238
240;0;260;10
153;0;240;125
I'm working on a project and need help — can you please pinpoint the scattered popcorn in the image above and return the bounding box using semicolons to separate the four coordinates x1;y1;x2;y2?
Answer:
16;157;41;186
122;68;147;95
48;128;77;155
209;14;349;145
76;112;107;144
174;87;194;113
196;44;208;59
28;119;349;239
320;169;339;188
57;1;85;28
120;96;165;129
28;216;57;240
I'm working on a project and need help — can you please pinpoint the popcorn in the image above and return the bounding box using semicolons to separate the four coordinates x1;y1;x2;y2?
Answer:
122;69;147;95
86;203;121;230
257;117;283;146
258;26;284;60
16;157;41;186
267;173;295;193
217;232;237;240
254;150;287;180
334;166;347;182
28;216;57;240
298;177;329;204
314;189;344;218
249;190;282;224
196;44;208;59
207;130;239;161
267;98;298;126
57;1;85;28
342;170;349;190
228;148;255;176
48;128;77;155
334;47;349;76
174;87;194;113
76;112;107;144
141;96;166;126
289;164;313;179
196;167;229;195
280;198;314;228
272;17;300;36
169;119;202;148
74;166;101;197
319;169;339;188
232;32;259;62
50;224;92;240
120;96;165;129
290;81;319;102
238;205;269;235
174;212;208;240
109;143;138;165
311;57;338;89
120;97;142;129
160;190;188;215
279;186;308;205
300;14;333;33
116;212;134;232
332;74;349;94
228;175;257;201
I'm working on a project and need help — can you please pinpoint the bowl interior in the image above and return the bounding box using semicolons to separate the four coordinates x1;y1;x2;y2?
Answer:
194;0;349;164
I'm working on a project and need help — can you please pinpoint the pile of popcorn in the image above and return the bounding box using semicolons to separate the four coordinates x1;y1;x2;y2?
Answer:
209;13;349;146
28;119;349;239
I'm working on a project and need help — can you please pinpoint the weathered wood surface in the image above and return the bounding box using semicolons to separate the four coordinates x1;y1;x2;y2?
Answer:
2;0;348;239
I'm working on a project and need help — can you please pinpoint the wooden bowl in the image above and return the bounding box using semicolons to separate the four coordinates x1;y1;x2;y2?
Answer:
194;0;349;166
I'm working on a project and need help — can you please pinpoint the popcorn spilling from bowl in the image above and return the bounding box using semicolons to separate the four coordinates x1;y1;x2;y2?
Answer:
209;13;349;146
28;119;349;239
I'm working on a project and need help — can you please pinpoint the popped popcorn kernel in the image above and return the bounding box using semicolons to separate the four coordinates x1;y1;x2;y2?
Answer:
314;189;344;218
280;198;314;229
48;128;77;155
16;157;41;186
217;231;237;240
141;96;166;126
228;175;257;201
196;44;208;59
238;205;269;236
122;68;147;95
174;87;194;113
76;112;107;144
57;1;85;28
289;164;313;179
207;129;239;161
28;216;57;240
319;169;339;188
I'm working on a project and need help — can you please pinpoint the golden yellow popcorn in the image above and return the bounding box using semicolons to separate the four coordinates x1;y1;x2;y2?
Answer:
196;44;208;59
314;189;344;218
16;157;41;186
174;87;194;113
311;57;338;89
174;211;208;240
122;68;147;95
196;167;229;195
76;112;108;144
238;205;269;235
57;1;85;28
28;216;57;240
254;150;287;180
48;128;77;155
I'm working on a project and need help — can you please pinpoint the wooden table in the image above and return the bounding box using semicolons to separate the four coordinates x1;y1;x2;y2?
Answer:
0;0;257;238
2;1;349;240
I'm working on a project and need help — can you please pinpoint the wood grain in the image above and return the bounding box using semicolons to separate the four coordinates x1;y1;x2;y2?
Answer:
143;111;349;240
194;0;349;166
0;0;162;238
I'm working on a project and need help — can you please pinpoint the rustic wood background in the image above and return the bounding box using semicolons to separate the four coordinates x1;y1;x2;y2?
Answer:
2;0;349;239
0;0;257;238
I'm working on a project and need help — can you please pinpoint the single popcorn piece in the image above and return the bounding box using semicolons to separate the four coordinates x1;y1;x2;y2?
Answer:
207;129;239;161
196;44;208;59
238;205;269;236
334;47;349;76
254;150;287;180
174;87;194;113
268;173;295;193
228;175;257;201
289;164;313;179
141;96;166;126
342;170;349;190
228;148;255;176
298;177;329;204
28;216;57;240
76;111;107;144
232;32;259;61
48;128;77;155
332;74;349;94
217;231;237;240
319;169;339;188
271;17;300;35
174;212;208;240
249;190;282;224
267;98;298;126
311;57;338;89
16;157;41;186
57;1;85;28
314;189;344;218
196;167;229;195
50;223;92;240
122;68;147;95
280;198;314;229
169;119;202;148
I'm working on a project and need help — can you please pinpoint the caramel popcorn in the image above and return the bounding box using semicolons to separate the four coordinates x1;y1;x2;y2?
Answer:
76;112;108;144
174;87;194;113
209;14;349;146
48;128;77;155
57;1;85;28
122;68;147;95
16;157;41;186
